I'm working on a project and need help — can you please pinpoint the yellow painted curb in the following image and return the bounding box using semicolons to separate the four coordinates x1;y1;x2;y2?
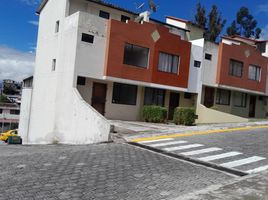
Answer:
130;125;268;143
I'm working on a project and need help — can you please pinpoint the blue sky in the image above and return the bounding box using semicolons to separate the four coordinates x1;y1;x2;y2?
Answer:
0;0;268;81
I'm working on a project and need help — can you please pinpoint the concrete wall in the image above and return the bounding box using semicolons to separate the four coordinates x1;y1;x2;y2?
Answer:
196;104;249;124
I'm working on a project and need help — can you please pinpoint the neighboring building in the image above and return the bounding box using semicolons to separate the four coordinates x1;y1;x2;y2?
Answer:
19;0;268;144
0;103;20;132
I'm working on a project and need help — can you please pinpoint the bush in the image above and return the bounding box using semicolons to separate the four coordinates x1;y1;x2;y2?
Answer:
142;105;167;123
173;107;196;126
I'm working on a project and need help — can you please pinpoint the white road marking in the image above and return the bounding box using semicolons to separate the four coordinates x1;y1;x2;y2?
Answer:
180;147;222;156
149;141;188;147
163;144;204;152
246;165;268;174
199;152;243;162
220;156;266;168
138;138;174;144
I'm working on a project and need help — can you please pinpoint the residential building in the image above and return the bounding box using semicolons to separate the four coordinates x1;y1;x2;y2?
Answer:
19;0;268;144
0;103;20;132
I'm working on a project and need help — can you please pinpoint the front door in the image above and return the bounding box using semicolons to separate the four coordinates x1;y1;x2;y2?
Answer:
168;92;180;120
249;95;256;118
204;87;215;108
91;82;107;115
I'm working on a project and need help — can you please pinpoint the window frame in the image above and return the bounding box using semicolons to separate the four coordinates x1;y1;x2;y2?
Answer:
10;110;20;115
229;59;243;78
205;53;212;60
99;10;110;19
216;89;231;106
158;52;180;74
248;64;261;82
77;76;86;86
121;15;130;23
194;60;201;68
81;33;94;44
123;43;150;69
234;92;247;108
112;83;138;105
144;87;166;107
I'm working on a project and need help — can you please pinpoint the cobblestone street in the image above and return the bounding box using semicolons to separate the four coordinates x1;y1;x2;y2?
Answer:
0;143;232;200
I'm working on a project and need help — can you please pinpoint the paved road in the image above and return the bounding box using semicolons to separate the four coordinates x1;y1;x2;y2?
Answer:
133;127;268;175
0;143;232;200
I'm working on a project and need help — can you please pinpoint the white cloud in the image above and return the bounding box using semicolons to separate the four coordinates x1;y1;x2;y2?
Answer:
261;25;268;40
257;3;268;14
0;46;35;82
28;20;39;26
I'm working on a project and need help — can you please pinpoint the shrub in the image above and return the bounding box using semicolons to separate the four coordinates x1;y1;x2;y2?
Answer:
142;105;167;123
173;107;196;126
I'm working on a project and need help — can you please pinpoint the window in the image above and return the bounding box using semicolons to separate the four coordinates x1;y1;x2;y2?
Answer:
229;59;243;77
184;93;192;99
194;60;201;68
234;92;247;107
82;33;94;44
158;52;179;74
10;110;20;115
55;20;60;33
112;83;137;105
52;59;56;71
205;53;212;60
99;10;110;19
77;76;86;86
121;15;130;23
0;109;2;114
144;87;166;106
216;89;231;105
248;65;261;81
123;43;149;68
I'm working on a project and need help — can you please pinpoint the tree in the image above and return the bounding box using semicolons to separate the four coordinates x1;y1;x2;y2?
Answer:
194;2;207;29
226;7;261;39
193;3;226;42
207;5;226;42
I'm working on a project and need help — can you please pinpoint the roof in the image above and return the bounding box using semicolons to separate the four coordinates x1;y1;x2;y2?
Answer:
37;0;138;15
23;76;33;82
222;35;268;44
166;16;206;30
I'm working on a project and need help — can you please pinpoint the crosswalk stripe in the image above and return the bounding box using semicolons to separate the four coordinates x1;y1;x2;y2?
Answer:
163;144;204;152
180;147;222;156
149;141;188;147
220;156;266;168
199;152;243;162
246;165;268;174
138;138;173;144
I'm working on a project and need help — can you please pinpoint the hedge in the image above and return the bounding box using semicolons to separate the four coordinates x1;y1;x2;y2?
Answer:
142;105;167;123
173;107;196;126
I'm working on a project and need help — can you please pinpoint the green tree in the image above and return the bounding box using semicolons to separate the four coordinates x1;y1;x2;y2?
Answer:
194;2;207;29
207;5;226;42
226;7;261;39
193;3;226;42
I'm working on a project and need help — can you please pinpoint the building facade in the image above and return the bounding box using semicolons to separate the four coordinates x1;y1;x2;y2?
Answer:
0;103;20;132
19;0;268;144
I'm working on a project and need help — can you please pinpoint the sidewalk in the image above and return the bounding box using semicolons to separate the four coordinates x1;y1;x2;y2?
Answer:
110;120;268;142
177;170;268;200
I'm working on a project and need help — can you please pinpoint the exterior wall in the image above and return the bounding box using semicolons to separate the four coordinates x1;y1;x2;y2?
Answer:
104;19;191;89
202;42;219;86
216;42;268;93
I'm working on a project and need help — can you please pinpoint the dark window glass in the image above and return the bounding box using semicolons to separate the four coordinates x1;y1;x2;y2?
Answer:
194;60;201;68
184;93;192;99
82;33;94;44
77;76;86;86
0;109;2;114
52;59;56;71
123;43;149;68
10;110;20;115
121;15;130;22
216;89;231;105
234;92;247;107
99;10;110;19
112;83;137;105
229;59;243;77
55;20;60;33
158;52;179;74
144;87;166;106
205;53;212;60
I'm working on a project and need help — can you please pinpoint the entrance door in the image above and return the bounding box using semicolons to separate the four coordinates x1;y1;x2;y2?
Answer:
91;82;107;115
249;95;256;118
204;87;215;108
168;92;180;120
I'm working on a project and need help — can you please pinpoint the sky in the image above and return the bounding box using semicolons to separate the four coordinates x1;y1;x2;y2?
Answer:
0;0;268;81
